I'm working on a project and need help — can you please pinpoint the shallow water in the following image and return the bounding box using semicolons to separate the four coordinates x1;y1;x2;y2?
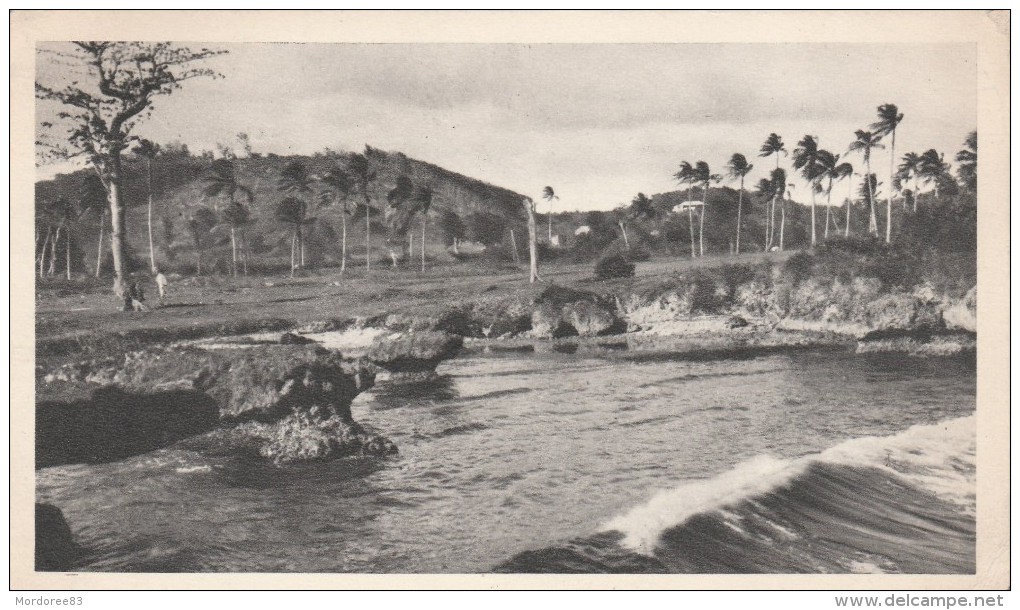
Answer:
37;346;976;573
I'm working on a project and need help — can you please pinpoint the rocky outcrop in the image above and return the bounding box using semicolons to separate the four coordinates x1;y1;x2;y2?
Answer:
37;345;388;466
228;413;397;464
36;503;81;571
366;330;463;375
943;286;977;333
530;285;623;338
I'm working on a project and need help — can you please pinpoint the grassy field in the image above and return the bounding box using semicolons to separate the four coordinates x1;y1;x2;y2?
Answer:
35;251;791;355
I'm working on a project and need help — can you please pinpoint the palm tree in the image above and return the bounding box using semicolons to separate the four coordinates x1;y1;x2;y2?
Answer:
814;149;841;239
847;130;885;236
347;152;377;272
277;161;315;269
770;168;788;251
275;197;312;277
185;207;217;276
317;167;355;272
919;149;949;199
523;197;541;283
412;184;434;272
835;162;854;237
897;152;924;212
204;159;254;276
726;153;754;254
956;131;977;191
793;135;823;247
871;104;904;243
134;139;161;273
542;186;559;242
759;133;787;249
673;161;697;257
693;161;720;256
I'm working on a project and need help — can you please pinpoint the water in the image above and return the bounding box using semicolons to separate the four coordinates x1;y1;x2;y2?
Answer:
36;346;976;573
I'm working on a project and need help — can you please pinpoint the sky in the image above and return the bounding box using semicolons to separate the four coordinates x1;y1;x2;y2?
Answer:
36;42;976;212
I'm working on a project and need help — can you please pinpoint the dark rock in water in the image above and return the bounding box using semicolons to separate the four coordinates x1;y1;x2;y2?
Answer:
279;332;315;345
37;387;220;468
366;331;463;373
727;315;750;329
433;308;482;338
227;413;398;464
36;503;81;571
530;284;623;338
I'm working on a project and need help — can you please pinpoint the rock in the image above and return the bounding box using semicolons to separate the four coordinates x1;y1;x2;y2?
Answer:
366;330;463;374
865;292;944;334
726;315;749;329
279;332;314;345
36;503;81;571
531;302;577;339
564;300;620;337
944;286;976;333
232;413;397;464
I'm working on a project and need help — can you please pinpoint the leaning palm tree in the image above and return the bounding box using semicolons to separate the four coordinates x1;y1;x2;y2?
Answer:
919;149;949;199
134;139;161;273
814;149;841;239
412;183;434;272
317;167;355;272
673;161;697;257
897;152;924;212
956;131;977;191
871;104;904;243
542;186;559;242
693;161;720;256
347;152;377;272
793;135;823;247
204;159;254;276
277;161;315;268
847;130;885;236
726;153;754;254
835;162;854;237
759;133;787;249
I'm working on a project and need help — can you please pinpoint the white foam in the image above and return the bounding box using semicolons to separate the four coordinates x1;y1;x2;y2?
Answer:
602;415;975;555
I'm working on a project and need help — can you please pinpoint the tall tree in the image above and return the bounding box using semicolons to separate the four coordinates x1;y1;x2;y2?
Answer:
203;159;254;276
919;149;950;199
770;168;788;251
185;207;217;276
759;133;787;250
897;152;924;213
815;150;852;240
793;135;823;247
412;184;434;272
348;152;377;272
673;161;697;257
317;167;355;272
542;186;559;242
523;197;541;283
277;161;315;269
871;104;904;243
133;139;161;273
275;197;312;277
726;153;754;254
956;131;977;191
35;42;225;301
692;161;720;256
847;130;885;236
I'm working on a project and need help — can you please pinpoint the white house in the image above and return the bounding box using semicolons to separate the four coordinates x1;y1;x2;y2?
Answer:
671;201;704;214
574;225;591;236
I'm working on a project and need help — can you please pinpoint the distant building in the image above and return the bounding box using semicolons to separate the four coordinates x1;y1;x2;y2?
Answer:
671;201;704;214
574;225;591;236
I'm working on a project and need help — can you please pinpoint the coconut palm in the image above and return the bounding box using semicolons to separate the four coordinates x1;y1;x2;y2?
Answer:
897;152;924;212
185;207;218;276
348;152;378;272
277;161;315;269
275;196;313;277
793;135;824;247
871;104;904;243
673;161;697;257
834;162;854;237
769;168;788;251
542;186;559;242
759;133;787;249
317;167;355;272
847;130;885;236
919;149;950;198
814;149;842;239
956;131;977;191
412;183;434;272
134;139;161;273
726;153;754;254
693;161;720;256
204;159;254;276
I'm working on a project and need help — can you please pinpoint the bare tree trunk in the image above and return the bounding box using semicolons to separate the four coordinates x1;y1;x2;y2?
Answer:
39;227;52;278
421;213;427;273
866;160;877;235
846;176;853;238
408;232;413;262
66;231;72;280
824;178;833;240
886;130;895;244
809;182;817;247
509;229;520;263
779;200;786;251
913;175;919;213
290;232;296;277
699;186;706;256
365;201;371;273
340;213;347;273
107;156;128;298
688;207;696;258
95;209;106;278
241;230;248;276
619;220;630;249
49;226;61;276
547;212;552;242
230;226;237;277
147;158;156;273
735;178;743;255
523;198;540;283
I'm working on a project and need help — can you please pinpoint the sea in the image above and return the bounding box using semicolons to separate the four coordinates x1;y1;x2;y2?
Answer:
36;343;976;573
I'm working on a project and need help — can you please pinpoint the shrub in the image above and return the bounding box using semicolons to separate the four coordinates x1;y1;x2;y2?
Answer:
782;251;815;285
594;252;635;280
624;245;652;262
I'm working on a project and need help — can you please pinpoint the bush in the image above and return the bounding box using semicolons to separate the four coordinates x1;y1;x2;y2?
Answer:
594;252;635;280
624;245;652;262
782;251;815;285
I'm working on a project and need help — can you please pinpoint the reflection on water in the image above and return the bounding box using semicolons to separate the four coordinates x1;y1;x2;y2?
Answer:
37;347;976;573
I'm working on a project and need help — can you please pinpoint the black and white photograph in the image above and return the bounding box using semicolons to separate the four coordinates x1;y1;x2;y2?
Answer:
13;9;1010;591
